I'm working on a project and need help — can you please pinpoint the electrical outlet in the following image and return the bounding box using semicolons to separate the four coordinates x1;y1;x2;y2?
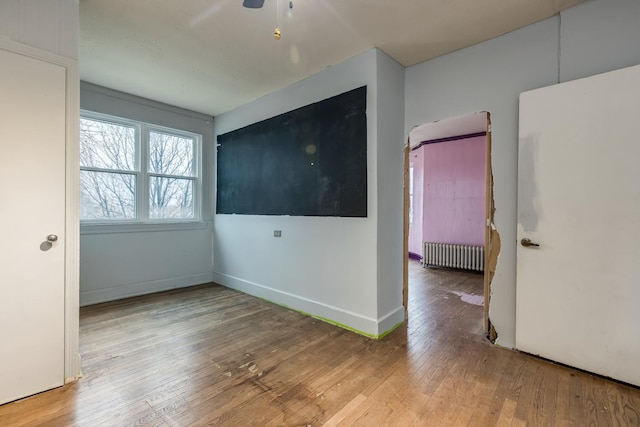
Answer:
274;230;282;237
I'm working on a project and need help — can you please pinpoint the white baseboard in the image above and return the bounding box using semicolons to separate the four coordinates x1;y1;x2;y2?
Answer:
80;272;214;306
212;271;404;338
377;306;405;336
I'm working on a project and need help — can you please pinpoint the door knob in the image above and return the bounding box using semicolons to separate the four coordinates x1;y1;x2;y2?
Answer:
47;234;58;243
521;238;539;248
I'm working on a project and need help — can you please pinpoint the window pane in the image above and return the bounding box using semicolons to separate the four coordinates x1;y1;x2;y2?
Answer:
80;171;136;220
148;131;194;176
80;118;136;171
149;177;194;219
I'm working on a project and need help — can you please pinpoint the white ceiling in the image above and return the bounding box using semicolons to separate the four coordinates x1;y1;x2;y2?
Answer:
80;0;583;117
409;112;488;148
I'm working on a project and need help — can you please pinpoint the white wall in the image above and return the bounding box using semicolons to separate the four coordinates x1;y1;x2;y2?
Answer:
212;49;404;336
79;83;215;305
405;0;640;347
0;0;78;60
375;51;406;330
560;0;640;82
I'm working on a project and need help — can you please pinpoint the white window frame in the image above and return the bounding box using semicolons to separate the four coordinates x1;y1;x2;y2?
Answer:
80;110;203;233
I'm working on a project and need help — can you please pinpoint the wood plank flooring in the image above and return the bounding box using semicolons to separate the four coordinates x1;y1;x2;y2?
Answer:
1;261;639;426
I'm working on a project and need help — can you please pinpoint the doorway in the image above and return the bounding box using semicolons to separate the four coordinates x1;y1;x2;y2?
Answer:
403;112;496;338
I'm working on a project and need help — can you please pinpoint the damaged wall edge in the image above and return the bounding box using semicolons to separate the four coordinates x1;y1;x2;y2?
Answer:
483;112;501;341
487;223;501;343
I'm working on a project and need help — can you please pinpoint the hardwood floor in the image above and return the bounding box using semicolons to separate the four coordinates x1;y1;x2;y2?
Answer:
1;261;639;426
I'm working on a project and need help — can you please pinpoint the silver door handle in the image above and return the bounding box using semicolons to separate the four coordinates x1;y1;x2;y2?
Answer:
47;234;58;243
521;238;539;247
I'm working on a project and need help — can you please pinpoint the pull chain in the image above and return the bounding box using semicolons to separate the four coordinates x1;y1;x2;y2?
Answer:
274;0;281;40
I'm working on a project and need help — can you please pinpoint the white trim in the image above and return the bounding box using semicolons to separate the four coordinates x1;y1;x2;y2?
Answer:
81;220;209;235
377;306;405;336
0;37;82;383
212;272;381;336
79;166;138;174
65;61;81;383
80;272;214;306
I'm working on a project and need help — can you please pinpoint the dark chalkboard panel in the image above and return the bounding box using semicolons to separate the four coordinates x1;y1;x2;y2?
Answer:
216;86;367;217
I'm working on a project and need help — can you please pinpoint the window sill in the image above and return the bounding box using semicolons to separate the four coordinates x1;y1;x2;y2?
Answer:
80;220;210;235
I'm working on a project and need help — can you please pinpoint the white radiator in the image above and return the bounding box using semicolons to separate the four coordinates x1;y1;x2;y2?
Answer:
423;242;484;272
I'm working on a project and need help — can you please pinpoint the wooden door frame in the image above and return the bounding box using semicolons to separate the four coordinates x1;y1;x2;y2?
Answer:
402;142;410;317
402;112;496;338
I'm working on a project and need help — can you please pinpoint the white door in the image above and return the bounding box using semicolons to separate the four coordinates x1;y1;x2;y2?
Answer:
0;48;66;404
516;64;640;387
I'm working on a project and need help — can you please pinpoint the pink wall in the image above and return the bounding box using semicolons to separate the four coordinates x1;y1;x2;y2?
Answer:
408;135;486;255
423;135;486;246
408;146;424;256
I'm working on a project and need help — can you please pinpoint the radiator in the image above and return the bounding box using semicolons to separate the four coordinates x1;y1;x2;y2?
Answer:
423;242;484;272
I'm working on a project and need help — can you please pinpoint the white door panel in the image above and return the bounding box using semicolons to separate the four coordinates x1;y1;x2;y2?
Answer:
517;64;640;387
0;49;66;404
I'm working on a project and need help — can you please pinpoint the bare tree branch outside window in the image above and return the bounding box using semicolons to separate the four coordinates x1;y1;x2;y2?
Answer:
80;115;198;222
148;131;195;219
80;118;136;220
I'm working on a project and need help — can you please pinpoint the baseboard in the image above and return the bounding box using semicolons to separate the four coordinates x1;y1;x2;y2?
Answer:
80;272;214;306
377;306;405;337
212;271;403;338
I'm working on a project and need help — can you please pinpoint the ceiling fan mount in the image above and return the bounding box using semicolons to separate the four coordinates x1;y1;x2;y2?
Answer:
242;0;265;8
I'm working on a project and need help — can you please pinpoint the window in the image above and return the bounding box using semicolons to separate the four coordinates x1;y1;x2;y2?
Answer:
80;112;201;223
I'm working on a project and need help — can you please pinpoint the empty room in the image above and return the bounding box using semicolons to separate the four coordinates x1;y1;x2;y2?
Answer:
1;0;640;425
